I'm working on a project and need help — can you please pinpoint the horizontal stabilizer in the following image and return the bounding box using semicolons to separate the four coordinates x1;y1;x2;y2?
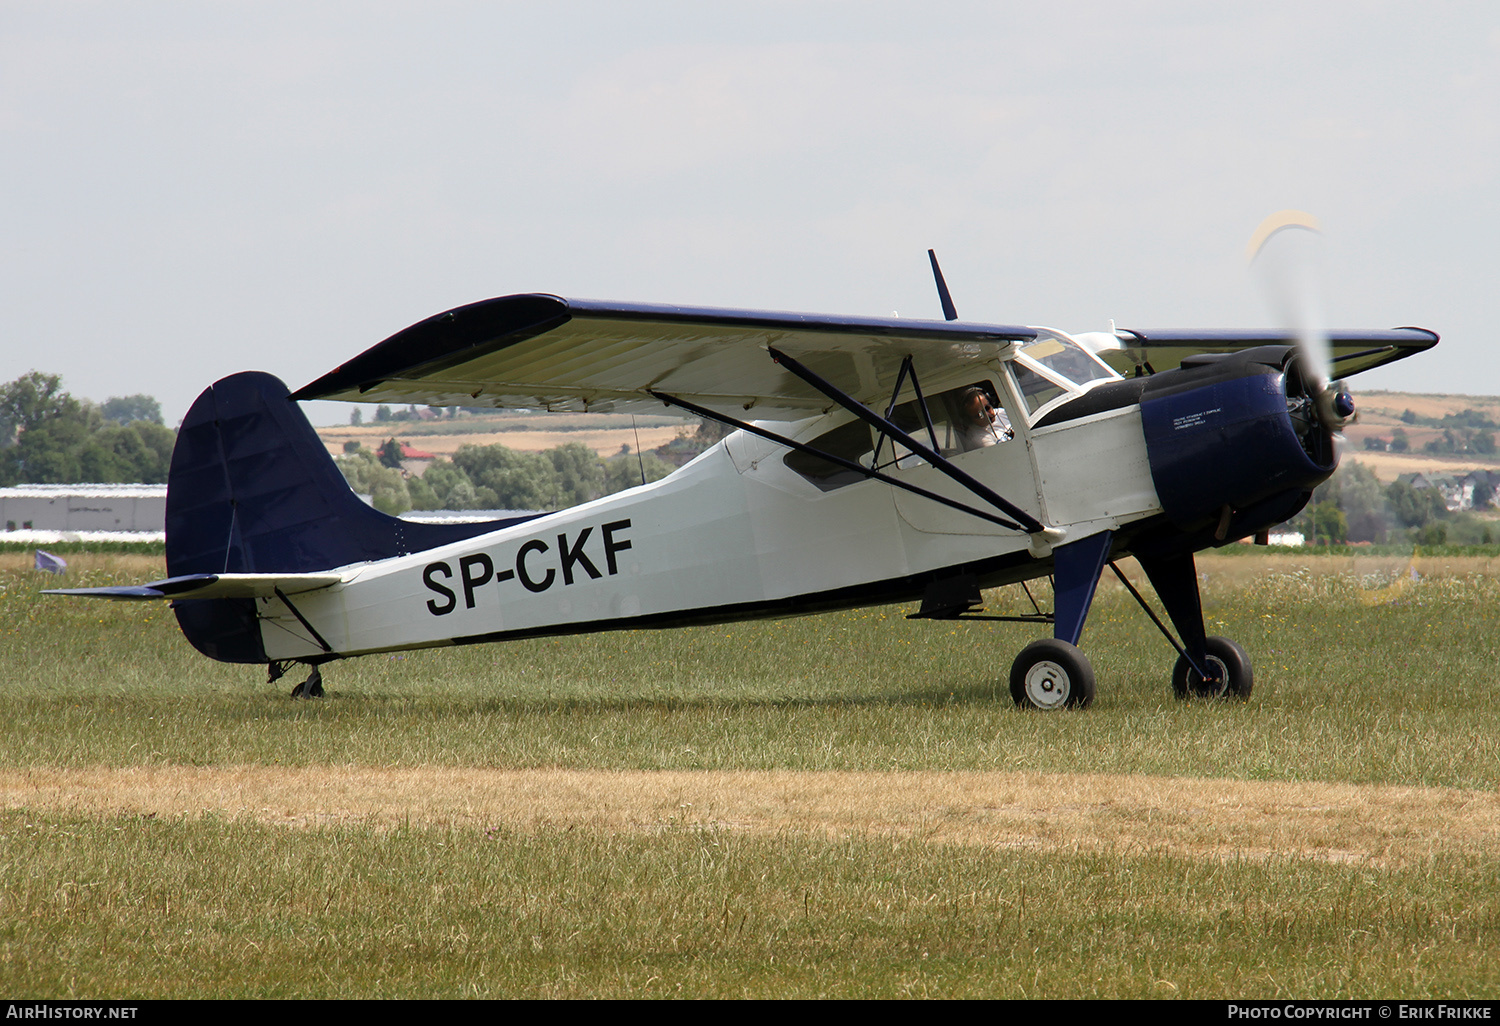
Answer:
46;572;345;602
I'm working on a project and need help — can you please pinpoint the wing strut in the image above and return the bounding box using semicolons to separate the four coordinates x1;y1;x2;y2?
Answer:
870;355;940;470
767;347;1046;534
650;390;1030;532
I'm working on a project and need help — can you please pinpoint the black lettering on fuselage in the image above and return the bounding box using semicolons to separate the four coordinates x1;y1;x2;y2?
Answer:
423;562;456;615
558;528;601;585
517;539;555;592
420;518;634;614
602;519;632;575
459;553;493;609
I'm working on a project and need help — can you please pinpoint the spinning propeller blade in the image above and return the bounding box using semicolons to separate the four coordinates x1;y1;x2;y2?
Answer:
1247;210;1353;429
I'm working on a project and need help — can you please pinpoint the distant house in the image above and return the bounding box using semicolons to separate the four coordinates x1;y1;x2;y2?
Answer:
0;484;166;536
1402;470;1499;512
399;442;437;477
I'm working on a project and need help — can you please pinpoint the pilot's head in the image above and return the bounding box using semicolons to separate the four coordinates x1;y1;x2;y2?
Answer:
963;386;996;427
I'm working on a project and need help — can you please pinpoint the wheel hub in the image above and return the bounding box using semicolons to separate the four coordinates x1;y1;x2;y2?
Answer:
1187;655;1229;699
1023;661;1072;710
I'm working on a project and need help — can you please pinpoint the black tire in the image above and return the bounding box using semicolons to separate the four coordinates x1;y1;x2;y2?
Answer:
1009;639;1096;710
1171;636;1252;701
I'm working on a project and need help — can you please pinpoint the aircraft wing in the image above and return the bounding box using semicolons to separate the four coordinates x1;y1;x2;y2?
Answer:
1091;327;1439;379
290;294;1037;421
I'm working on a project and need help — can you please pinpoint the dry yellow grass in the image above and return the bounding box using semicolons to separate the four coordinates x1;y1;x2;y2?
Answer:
6;766;1495;871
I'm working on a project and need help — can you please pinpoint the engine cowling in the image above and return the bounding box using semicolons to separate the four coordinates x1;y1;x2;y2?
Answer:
1140;346;1337;533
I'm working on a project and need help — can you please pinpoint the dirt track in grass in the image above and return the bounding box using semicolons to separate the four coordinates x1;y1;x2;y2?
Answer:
4;766;1495;868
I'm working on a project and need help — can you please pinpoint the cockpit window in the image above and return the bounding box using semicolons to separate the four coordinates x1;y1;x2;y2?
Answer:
1010;329;1121;416
1010;361;1069;414
1018;332;1117;388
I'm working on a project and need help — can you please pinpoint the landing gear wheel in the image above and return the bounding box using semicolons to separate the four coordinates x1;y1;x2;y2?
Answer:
290;665;325;699
1009;639;1096;710
1171;636;1252;701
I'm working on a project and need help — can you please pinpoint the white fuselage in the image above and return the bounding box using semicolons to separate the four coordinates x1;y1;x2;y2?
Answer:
256;392;1164;661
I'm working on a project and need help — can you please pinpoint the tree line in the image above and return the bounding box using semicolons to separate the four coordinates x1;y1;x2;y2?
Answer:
0;372;172;485
337;420;729;515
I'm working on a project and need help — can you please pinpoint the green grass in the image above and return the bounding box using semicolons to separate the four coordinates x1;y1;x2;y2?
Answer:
2;555;1499;997
0;539;164;555
4;814;1497;999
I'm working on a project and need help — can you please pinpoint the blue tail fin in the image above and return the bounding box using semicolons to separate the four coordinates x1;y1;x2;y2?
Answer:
167;371;524;662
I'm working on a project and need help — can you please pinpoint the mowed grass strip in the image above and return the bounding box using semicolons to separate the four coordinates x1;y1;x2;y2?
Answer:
4;766;1498;869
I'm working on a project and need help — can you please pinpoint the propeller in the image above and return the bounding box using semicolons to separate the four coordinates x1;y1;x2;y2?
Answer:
1247;210;1355;430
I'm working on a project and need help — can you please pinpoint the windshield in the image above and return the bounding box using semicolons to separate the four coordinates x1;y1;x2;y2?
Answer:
1009;329;1121;416
1017;330;1118;388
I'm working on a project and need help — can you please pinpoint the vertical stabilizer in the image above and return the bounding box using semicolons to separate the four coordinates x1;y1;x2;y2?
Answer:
166;371;528;662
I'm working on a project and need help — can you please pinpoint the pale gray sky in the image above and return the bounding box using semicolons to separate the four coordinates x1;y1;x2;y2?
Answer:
3;1;1496;424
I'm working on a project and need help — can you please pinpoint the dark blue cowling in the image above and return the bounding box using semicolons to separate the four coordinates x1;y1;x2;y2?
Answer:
167;371;530;663
1139;347;1335;532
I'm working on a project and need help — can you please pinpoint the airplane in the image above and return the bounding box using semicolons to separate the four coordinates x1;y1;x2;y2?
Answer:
48;223;1437;709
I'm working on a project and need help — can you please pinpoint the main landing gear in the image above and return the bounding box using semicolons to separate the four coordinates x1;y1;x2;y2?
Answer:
1002;532;1254;710
1172;636;1253;701
1009;639;1096;709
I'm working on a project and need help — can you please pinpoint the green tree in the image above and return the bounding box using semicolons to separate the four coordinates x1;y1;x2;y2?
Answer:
603;448;674;494
548;442;606;507
377;438;404;469
1308;501;1347;545
334;448;411;515
100;394;163;426
453;444;556;510
420;459;481;509
1385;479;1448;529
0;372;77;447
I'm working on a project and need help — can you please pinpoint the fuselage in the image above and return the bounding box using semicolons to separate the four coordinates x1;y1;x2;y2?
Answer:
254;359;1166;661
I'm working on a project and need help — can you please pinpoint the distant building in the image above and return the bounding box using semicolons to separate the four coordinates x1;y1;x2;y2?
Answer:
1402;470;1500;512
0;484;166;538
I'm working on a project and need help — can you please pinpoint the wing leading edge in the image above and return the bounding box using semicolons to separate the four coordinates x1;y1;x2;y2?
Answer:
290;295;1037;421
1092;327;1439;379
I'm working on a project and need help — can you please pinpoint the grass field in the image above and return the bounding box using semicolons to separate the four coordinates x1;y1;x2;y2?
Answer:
2;551;1498;998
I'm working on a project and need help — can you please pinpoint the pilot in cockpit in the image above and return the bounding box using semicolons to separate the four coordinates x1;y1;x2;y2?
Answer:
958;386;1013;450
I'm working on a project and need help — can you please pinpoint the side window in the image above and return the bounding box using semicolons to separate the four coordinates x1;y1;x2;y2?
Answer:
783;419;873;491
783;379;1013;489
877;381;1012;468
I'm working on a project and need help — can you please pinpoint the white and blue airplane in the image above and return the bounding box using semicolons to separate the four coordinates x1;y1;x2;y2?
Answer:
50;229;1437;709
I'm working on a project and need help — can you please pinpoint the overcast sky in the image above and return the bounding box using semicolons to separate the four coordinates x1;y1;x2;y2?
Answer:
3;1;1496;425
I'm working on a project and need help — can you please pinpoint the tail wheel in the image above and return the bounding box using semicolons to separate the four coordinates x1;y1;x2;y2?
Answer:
1172;636;1252;701
1009;639;1096;710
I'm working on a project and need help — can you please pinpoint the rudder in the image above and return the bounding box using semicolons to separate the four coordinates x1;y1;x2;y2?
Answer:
167;371;525;662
